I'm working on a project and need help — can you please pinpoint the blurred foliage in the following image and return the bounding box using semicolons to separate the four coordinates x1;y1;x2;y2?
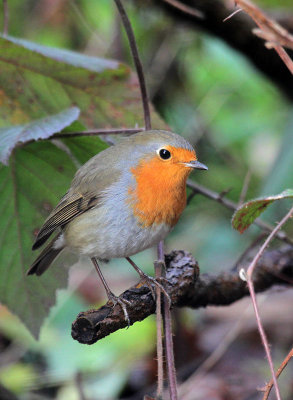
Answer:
0;0;292;399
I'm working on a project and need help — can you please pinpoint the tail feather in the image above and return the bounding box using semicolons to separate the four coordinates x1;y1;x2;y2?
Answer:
27;235;63;276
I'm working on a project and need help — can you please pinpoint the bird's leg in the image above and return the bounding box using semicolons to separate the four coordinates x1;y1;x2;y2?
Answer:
125;257;171;306
91;257;131;326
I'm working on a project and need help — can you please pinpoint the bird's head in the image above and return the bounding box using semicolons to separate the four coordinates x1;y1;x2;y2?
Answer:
128;130;207;183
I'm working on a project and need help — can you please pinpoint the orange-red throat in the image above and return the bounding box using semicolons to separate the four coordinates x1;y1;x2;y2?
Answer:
129;146;197;227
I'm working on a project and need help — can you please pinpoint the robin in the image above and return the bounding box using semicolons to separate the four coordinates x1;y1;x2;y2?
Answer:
27;130;207;321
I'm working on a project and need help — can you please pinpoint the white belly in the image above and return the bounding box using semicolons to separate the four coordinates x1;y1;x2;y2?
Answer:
62;204;171;259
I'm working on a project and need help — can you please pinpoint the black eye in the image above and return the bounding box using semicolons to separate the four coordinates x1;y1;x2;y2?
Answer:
159;148;171;160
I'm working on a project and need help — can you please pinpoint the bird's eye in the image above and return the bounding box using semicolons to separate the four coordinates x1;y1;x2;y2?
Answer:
158;148;171;160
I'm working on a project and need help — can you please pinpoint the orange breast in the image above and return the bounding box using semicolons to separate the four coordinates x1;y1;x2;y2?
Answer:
129;148;195;227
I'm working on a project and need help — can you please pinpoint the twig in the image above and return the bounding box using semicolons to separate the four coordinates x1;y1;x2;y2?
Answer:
246;278;281;399
272;46;293;74
163;300;178;400
162;0;204;19
235;0;293;74
261;347;293;400
54;127;143;138
245;205;293;400
223;8;242;22
187;179;293;245
235;0;293;51
2;0;8;35
158;241;179;400
154;259;164;399
114;0;151;130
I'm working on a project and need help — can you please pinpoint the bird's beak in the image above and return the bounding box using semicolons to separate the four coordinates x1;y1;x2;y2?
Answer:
184;160;208;170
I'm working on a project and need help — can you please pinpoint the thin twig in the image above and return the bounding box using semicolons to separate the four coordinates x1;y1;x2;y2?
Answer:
162;0;204;19
246;278;282;400
273;46;293;74
223;8;242;22
235;0;293;51
158;241;178;400
2;0;8;35
54;127;143;138
245;205;293;400
154;260;164;399
187;179;293;245
163;298;178;400
261;347;293;400
114;0;151;130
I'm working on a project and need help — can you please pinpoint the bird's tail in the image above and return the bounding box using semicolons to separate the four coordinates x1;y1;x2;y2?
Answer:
27;234;63;276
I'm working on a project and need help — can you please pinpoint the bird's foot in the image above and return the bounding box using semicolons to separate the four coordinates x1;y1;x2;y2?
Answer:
138;273;171;307
106;291;131;327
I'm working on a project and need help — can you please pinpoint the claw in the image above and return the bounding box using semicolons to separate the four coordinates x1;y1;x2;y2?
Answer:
107;291;131;327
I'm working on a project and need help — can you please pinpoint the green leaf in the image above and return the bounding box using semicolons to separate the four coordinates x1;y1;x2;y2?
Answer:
0;35;166;131
0;136;108;338
0;107;80;165
232;189;293;233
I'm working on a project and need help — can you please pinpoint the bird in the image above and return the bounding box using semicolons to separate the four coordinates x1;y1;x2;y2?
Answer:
27;130;207;321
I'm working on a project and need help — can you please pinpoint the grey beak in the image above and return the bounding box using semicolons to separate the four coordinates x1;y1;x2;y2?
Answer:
185;160;208;170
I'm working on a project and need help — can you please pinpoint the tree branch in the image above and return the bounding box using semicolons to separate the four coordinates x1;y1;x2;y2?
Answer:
71;246;293;345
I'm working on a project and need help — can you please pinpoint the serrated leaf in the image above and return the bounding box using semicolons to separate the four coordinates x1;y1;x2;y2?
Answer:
0;137;108;338
0;107;80;165
0;142;74;337
0;35;166;131
232;189;293;233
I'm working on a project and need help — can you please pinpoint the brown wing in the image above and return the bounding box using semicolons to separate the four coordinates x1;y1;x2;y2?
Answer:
32;192;100;250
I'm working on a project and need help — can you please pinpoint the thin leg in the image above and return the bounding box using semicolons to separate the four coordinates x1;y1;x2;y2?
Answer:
125;257;171;306
91;257;131;325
